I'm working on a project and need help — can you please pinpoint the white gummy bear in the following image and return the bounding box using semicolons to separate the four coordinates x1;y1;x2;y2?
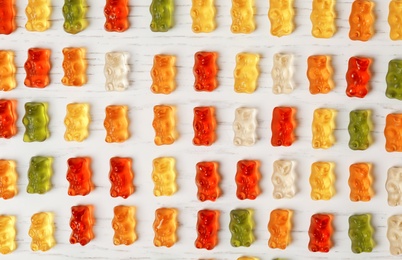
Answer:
271;53;293;94
386;166;402;206
104;52;129;91
272;160;296;199
233;107;257;146
388;215;402;255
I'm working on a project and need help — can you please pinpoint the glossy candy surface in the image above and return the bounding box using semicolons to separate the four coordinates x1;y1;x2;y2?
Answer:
23;102;49;142
191;0;216;33
349;0;374;41
234;53;259;93
152;157;177;196
348;109;372;150
311;0;336;38
387;215;402;255
307;55;334;94
112;205;137;245
152;105;177;145
308;213;333;252
349;163;373;201
153;208;178;247
64;103;90;142
195;161;220;202
24;48;51;88
272;53;293;94
62;47;87;86
348;214;375;253
389;0;402;40
271;107;296;147
195;209;219;250
0;215;16;254
0;0;16;34
230;0;255;33
0;100;17;139
0;160;17;199
309;162;335;200
63;0;88;34
386;59;402;100
272;160;296;199
66;157;93;196
268;209;292;249
109;157;134;198
229;209;254;247
25;0;51;31
104;52;129;91
104;0;129;32
69;205;94;246
104;105;129;143
346;56;371;98
0;51;16;91
386;166;402;206
235;160;260;200
27;156;52;194
151;54;176;94
28;212;55;251
268;0;294;37
312;108;336;149
233;107;257;146
385;114;402;152
150;0;174;32
193;106;216;146
193;51;218;92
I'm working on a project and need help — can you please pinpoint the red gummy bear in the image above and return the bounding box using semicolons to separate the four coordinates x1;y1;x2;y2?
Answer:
346;56;372;98
193;51;218;92
235;160;261;200
66;157;93;196
193;106;216;146
24;48;51;88
104;0;129;32
0;0;16;34
195;209;219;250
109;157;134;198
308;213;333;253
271;107;296;147
195;161;221;202
0;99;17;139
69;205;94;246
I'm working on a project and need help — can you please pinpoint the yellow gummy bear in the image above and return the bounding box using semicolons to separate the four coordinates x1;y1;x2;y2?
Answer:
389;0;402;40
0;215;16;254
268;0;295;37
152;157;177;196
309;162;335;200
234;53;260;93
28;212;55;251
64;103;90;142
0;51;16;91
312;108;336;149
231;0;255;34
311;0;336;38
191;0;216;33
25;0;51;31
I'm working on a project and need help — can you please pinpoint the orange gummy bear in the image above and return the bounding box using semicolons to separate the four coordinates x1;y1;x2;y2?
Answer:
348;163;373;202
104;0;129;32
150;54;176;94
0;51;16;91
109;157;134;199
104;105;129;143
0;160;17;199
69;205;94;246
195;161;221;202
193;106;216;146
349;0;375;41
24;48;51;88
235;160;261;200
0;0;16;35
268;209;292;249
153;208;178;247
62;47;87;86
307;55;334;94
385;113;402;152
152;105;178;145
195;209;219;250
0;99;17;139
112;205;137;245
66;157;93;196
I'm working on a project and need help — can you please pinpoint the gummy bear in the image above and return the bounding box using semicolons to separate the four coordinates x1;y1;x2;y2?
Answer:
386;59;402;100
104;105;129;143
386;166;402;206
229;209;254;247
150;54;176;94
268;209;292;249
348;214;375;253
152;157;177;196
346;56;372;98
109;157;134;199
104;52;129;91
193;106;216;146
25;0;51;32
308;213;333;252
0;160;17;199
0;100;17;139
385;114;402;152
24;48;51;88
27;156;52;194
150;0;174;32
63;0;88;34
312;108;336;149
348;109;372;150
387;215;402;255
0;51;16;91
272;53;293;94
191;0;216;33
62;47;87;87
271;106;296;147
389;0;402;40
28;212;55;251
152;105;178;145
234;53;260;93
69;205;94;246
235;160;260;200
153;208;178;247
112;205;137;245
0;0;16;34
349;0;374;41
233;107;257;146
193;51;218;92
66;157;93;196
104;0;129;32
22;102;49;142
0;215;16;254
195;209;219;250
309;162;335;200
348;163;373;202
230;0;255;34
310;0;336;38
195;161;221;202
307;55;334;94
268;0;294;37
272;160;296;199
64;103;90;142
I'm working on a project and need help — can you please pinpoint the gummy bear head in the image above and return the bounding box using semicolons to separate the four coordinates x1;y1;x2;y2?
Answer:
199;210;215;225
353;57;371;71
314;214;330;229
272;210;289;225
239;161;256;176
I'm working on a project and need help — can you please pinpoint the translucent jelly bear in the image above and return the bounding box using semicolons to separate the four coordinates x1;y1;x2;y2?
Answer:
191;0;216;33
0;160;17;199
308;213;333;252
64;103;90;142
27;156;53;194
0;100;17;139
195;209;219;250
28;212;55;251
104;105;129;143
62;47;87;87
24;48;51;88
389;0;402;40
268;0;294;37
112;205;137;245
234;53;260;93
386;166;402;206
0;51;16;91
0;215;16;254
386;59;402;100
25;0;51;32
268;209;292;249
272;160;296;199
385;114;402;152
346;56;372;98
309;161;335;200
151;54;176;94
150;0;174;32
271;106;296;147
104;52;129;91
349;0;375;41
152;157;177;196
348;163;373;202
235;160;261;200
193;106;216;146
272;53;293;94
104;0;129;32
193;51;218;92
153;208;178;247
22;102;49;142
233;107;257;146
312;108;336;149
387;215;402;255
0;0;16;35
230;0;255;34
152;105;178;145
310;0;336;38
109;157;134;198
63;0;88;34
66;157;93;196
195;161;221;201
69;205;94;246
229;209;255;247
307;55;334;94
348;214;375;253
348;109;372;150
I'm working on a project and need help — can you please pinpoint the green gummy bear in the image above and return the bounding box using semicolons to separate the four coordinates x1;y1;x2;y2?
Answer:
386;59;402;100
22;102;49;142
62;0;88;34
27;156;53;194
229;209;254;247
348;110;372;150
348;214;375;254
150;0;174;32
